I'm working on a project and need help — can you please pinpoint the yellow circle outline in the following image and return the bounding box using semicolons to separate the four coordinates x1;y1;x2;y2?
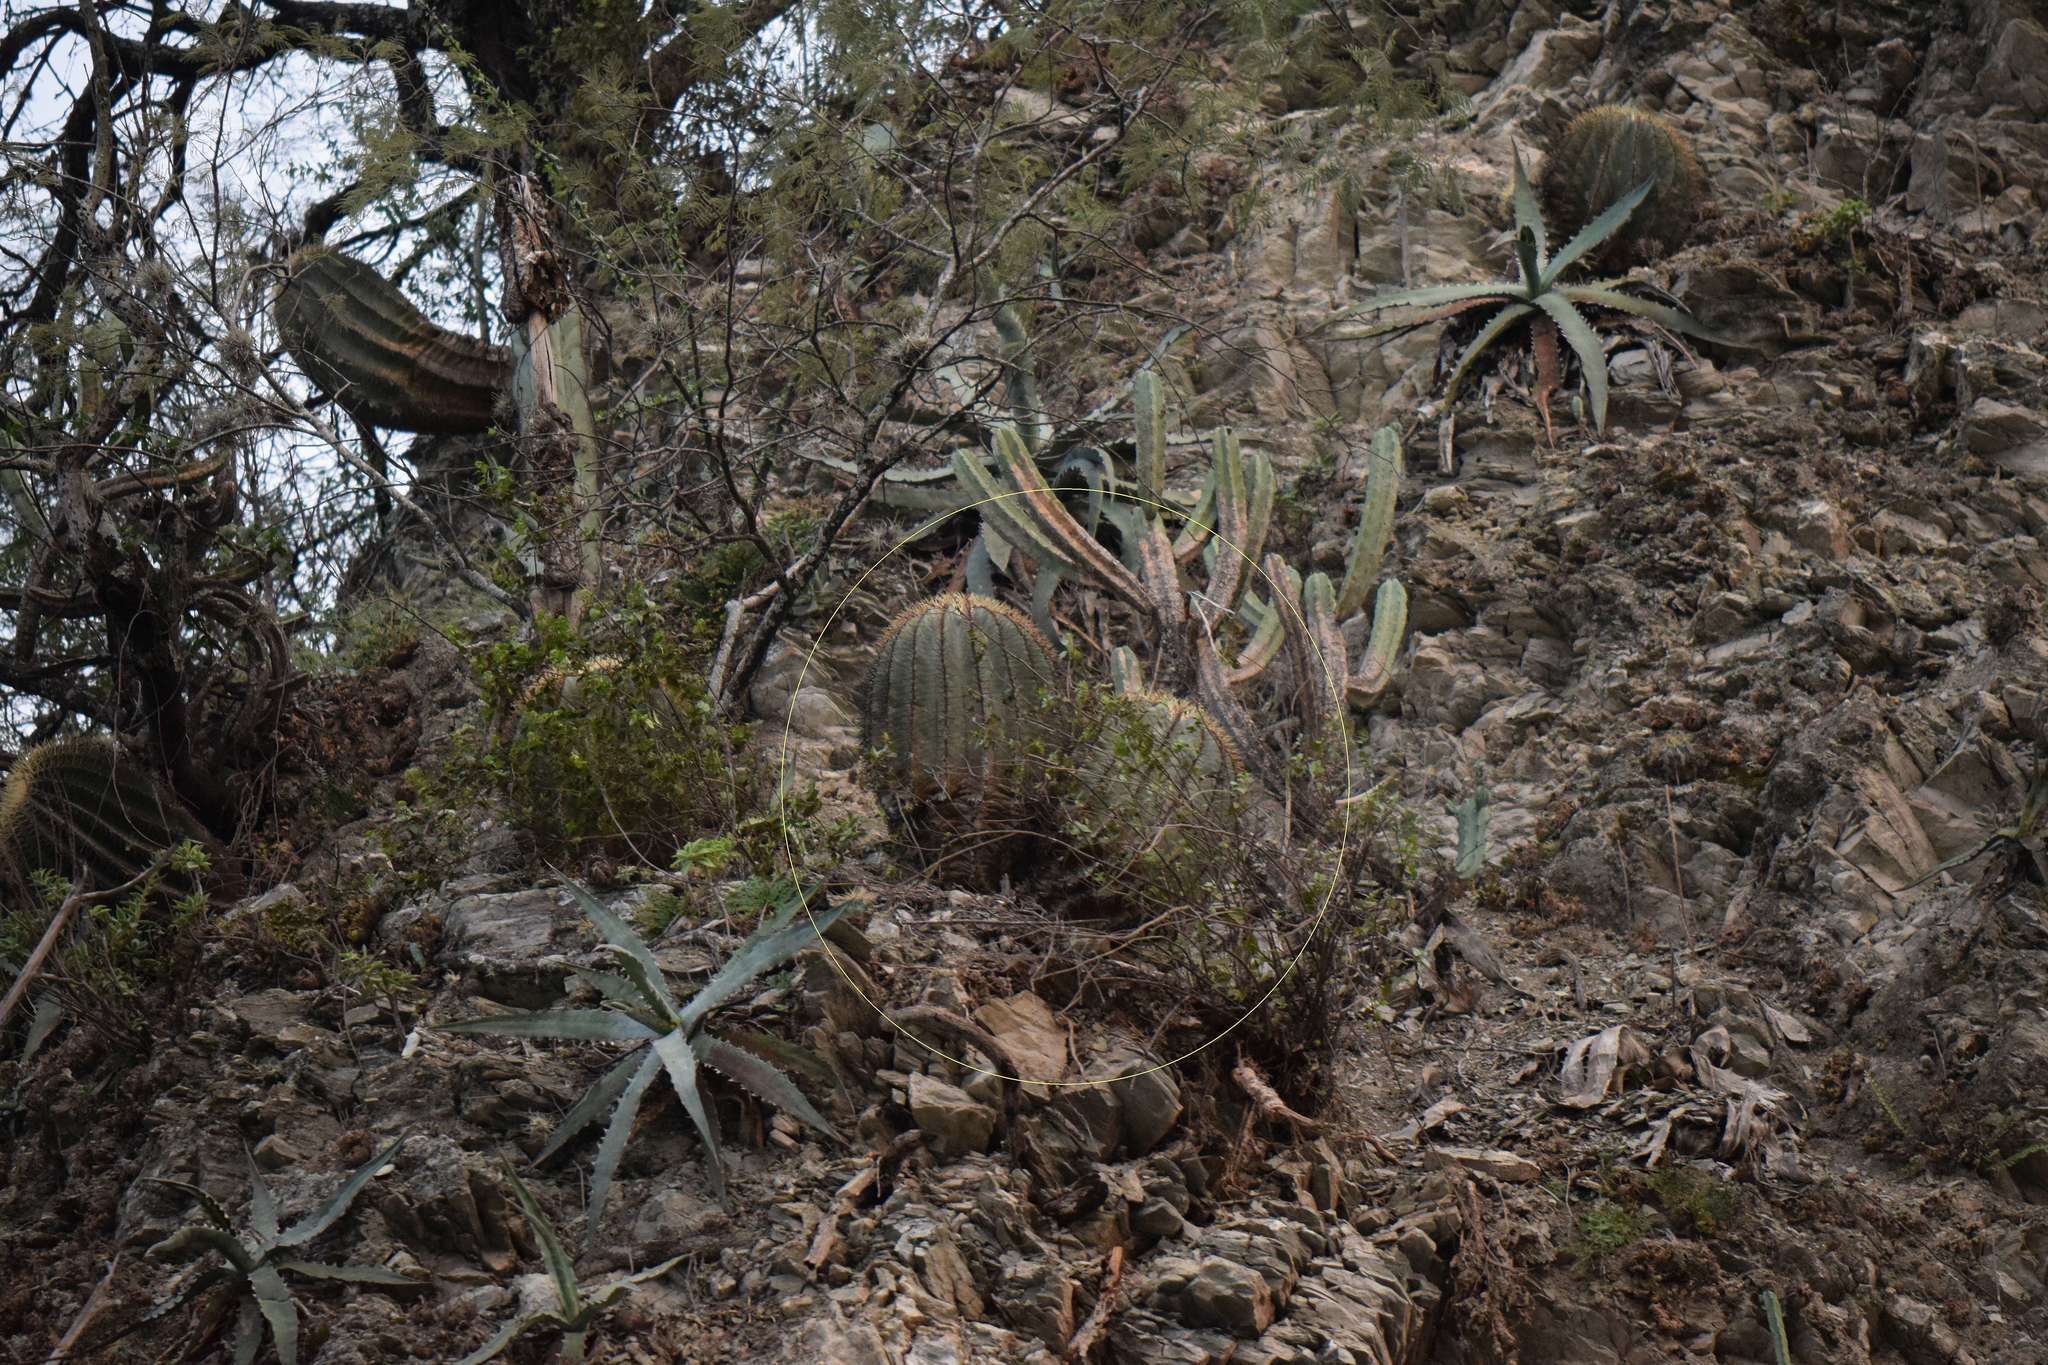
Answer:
776;485;1358;1087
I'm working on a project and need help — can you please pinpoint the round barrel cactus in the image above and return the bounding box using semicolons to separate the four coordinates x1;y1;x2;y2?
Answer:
274;248;512;434
0;737;210;896
860;593;1063;805
1540;106;1704;266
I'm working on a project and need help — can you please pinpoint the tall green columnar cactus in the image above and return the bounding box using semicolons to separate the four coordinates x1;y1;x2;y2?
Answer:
1540;106;1703;267
0;738;209;894
274;249;511;434
860;594;1064;804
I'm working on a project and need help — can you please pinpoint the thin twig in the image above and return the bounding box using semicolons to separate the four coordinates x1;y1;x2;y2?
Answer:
0;887;82;1033
1232;1057;1321;1136
1063;1245;1125;1362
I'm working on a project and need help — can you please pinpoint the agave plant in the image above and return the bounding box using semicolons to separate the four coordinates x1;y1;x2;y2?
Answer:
439;882;844;1233
455;1167;682;1365
1331;146;1719;436
144;1138;413;1365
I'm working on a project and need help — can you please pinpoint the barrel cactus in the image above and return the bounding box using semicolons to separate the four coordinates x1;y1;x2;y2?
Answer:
273;248;512;434
1540;106;1703;266
1075;688;1241;815
0;738;210;895
860;594;1063;806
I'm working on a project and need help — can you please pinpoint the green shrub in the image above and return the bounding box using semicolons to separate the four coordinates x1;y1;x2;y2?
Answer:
429;598;758;872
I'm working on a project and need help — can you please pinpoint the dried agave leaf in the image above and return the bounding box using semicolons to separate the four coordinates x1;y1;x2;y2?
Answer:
1558;1025;1649;1109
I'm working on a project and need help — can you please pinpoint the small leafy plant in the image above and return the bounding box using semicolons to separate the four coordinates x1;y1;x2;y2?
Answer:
144;1138;412;1365
1330;147;1719;435
455;1167;682;1365
439;881;844;1231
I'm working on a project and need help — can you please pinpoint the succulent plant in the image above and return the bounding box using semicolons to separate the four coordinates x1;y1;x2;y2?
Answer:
454;1167;682;1365
0;737;211;895
1078;686;1241;808
440;881;844;1229
1540;106;1703;267
1329;146;1721;436
144;1138;414;1365
273;248;511;434
860;593;1064;804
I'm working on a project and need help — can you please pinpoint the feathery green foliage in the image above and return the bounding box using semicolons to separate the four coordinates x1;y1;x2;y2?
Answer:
859;593;1064;804
1540;106;1703;267
0;737;210;897
1331;146;1721;434
438;881;844;1231
453;1167;683;1365
273;249;511;434
144;1139;414;1365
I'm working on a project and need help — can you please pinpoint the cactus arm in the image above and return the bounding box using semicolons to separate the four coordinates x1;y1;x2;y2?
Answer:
984;426;1148;609
1200;429;1251;611
1171;471;1219;568
1132;369;1168;504
1242;448;1275;575
1109;646;1145;694
1347;578;1409;708
993;301;1048;454
1335;426;1403;618
1132;515;1188;630
1225;592;1287;687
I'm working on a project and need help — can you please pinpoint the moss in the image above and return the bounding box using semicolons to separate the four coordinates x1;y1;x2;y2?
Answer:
1647;1166;1736;1237
1569;1199;1652;1267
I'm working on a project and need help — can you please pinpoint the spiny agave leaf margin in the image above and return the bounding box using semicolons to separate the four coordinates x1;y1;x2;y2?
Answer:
584;1046;662;1238
232;1296;263;1365
583;1252;688;1309
453;1314;532;1365
275;1259;417;1285
505;1167;583;1319
1442;301;1535;405
1530;291;1610;433
247;1263;298;1365
273;1135;405;1249
677;896;847;1033
651;1030;727;1206
244;1152;281;1247
1560;284;1731;343
438;1008;660;1044
1541;178;1653;285
147;1178;235;1234
148;1223;256;1273
694;1031;842;1141
536;1044;649;1166
565;882;678;1018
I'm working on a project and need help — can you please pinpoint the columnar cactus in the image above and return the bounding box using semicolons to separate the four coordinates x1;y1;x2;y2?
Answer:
1540;106;1703;265
274;248;512;434
0;737;209;894
859;594;1064;804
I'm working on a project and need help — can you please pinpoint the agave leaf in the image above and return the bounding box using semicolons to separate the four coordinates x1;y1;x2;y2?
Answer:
1515;226;1543;297
584;1252;688;1309
1442;301;1535;405
1453;785;1493;879
505;1167;583;1318
1541;178;1654;285
569;968;644;1013
1349;579;1409;707
147;1178;235;1233
1358;280;1518;313
248;1264;298;1365
1531;291;1610;433
453;1314;532;1365
585;1047;662;1239
148;1224;256;1273
565;883;678;1018
676;896;846;1033
1511;144;1547;273
1336;426;1402;618
1560;285;1731;343
244;1154;281;1247
600;946;679;1026
537;1045;649;1166
718;1025;843;1091
141;1265;231;1324
652;1030;726;1206
274;1136;404;1249
231;1295;263;1365
21;994;61;1063
695;1031;842;1142
276;1259;417;1285
439;1008;660;1044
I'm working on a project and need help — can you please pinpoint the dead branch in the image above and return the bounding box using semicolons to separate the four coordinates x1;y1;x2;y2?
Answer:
1063;1245;1126;1362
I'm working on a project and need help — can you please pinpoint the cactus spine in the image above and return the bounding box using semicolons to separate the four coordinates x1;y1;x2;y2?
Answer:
0;738;209;895
274;248;511;434
1539;106;1703;265
860;594;1063;804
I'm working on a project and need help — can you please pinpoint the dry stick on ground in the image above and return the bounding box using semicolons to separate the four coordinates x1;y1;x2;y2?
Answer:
1063;1245;1125;1362
43;1254;117;1364
805;1130;925;1275
1232;1057;1322;1137
0;887;83;1033
891;1005;1027;1094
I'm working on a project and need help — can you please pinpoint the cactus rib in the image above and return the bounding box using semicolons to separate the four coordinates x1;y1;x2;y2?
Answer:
274;248;511;434
0;737;209;894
